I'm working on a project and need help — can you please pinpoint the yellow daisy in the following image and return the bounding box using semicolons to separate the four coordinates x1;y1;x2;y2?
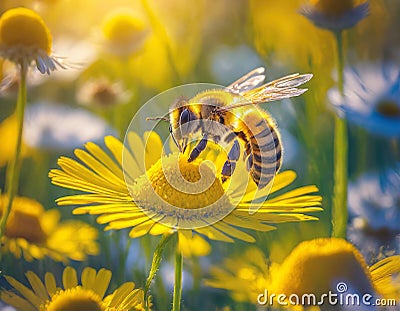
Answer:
206;238;400;309
49;131;322;244
0;7;65;74
101;8;149;56
0;195;99;262
0;266;148;311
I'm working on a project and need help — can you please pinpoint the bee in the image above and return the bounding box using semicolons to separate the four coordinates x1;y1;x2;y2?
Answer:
149;67;312;189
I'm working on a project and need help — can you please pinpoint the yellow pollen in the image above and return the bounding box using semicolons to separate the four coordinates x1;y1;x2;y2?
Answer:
0;7;52;54
0;196;47;243
134;153;225;210
102;10;146;45
271;238;374;297
44;287;104;311
375;100;400;118
310;0;355;16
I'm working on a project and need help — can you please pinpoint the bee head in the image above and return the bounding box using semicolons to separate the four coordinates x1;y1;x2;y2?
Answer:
168;96;202;153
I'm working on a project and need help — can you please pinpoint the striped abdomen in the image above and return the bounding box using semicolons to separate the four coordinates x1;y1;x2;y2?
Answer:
236;108;282;188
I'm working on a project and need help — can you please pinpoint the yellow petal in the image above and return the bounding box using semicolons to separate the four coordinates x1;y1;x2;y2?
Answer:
127;131;146;172
85;141;125;180
25;271;48;301
93;268;112;298
81;267;97;290
143;131;164;169
44;272;57;296
0;291;36;311
62;266;78;289
108;282;135;307
4;276;42;308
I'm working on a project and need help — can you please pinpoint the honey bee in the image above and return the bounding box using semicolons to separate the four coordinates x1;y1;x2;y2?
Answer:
149;67;312;189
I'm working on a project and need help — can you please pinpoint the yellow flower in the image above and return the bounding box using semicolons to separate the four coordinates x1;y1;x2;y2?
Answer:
178;232;211;257
0;114;31;167
205;247;269;303
271;238;374;296
0;7;64;74
300;0;369;31
101;8;148;56
0;266;148;311
206;238;400;308
0;195;99;262
49;131;322;247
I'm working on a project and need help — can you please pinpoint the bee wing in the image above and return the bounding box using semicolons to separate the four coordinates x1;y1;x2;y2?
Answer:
225;67;266;95
218;73;313;112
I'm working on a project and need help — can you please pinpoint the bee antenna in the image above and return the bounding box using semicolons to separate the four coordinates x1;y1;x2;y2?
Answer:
146;116;170;122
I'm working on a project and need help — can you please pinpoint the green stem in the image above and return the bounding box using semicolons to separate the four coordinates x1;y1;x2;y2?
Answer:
144;233;173;310
172;245;183;311
332;30;348;238
0;63;28;240
335;31;344;96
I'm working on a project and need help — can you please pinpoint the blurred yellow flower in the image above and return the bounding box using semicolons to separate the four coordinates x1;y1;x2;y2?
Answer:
101;8;149;56
0;266;148;311
178;231;211;257
270;237;374;297
0;114;31;167
206;238;400;308
0;7;64;74
49;131;322;247
0;195;99;262
205;247;269;303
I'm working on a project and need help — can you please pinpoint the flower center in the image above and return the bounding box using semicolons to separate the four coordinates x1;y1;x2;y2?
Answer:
0;7;52;54
310;0;354;16
375;100;400;118
44;287;104;311
271;238;375;298
0;196;47;243
102;11;146;45
92;83;118;107
136;153;225;210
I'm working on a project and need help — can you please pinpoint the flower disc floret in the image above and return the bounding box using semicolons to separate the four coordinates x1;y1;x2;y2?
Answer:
271;238;374;296
0;7;52;55
135;154;225;210
310;0;355;16
44;287;104;311
1;196;47;243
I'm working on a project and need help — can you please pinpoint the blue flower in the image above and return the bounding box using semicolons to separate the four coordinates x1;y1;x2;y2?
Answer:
347;165;400;262
300;1;369;32
328;64;400;137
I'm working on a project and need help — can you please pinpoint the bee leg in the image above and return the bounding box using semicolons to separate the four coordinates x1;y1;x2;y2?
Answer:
169;124;182;152
188;136;208;162
179;108;192;154
221;140;240;183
